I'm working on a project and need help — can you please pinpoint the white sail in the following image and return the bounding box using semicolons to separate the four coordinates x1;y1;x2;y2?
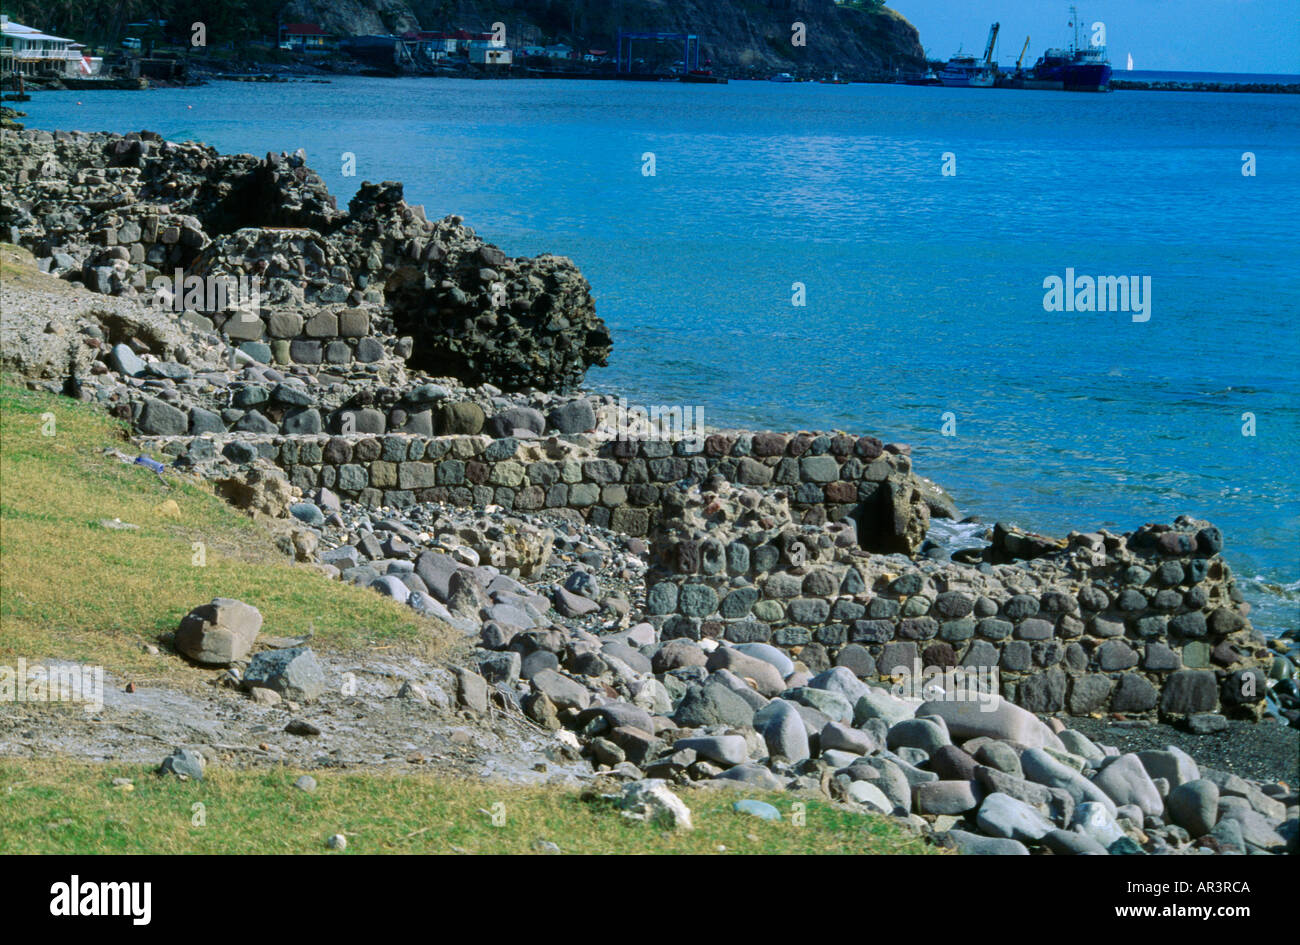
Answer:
1126;52;1133;70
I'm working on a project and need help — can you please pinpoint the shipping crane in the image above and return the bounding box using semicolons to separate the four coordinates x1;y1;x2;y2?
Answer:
982;22;1001;66
1016;35;1031;72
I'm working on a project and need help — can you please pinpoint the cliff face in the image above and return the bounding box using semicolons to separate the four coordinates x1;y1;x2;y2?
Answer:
289;0;925;74
283;0;423;37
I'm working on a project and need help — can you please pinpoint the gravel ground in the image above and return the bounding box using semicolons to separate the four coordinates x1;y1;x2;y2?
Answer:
1069;717;1299;786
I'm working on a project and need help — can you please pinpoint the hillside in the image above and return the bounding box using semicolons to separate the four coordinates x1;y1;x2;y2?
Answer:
6;0;925;77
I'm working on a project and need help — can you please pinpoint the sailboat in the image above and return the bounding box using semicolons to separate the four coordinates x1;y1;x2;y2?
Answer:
1126;52;1133;71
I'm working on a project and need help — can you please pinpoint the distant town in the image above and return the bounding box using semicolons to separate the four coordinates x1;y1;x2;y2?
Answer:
1;13;737;89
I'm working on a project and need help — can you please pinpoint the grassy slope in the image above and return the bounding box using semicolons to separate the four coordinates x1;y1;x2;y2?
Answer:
0;759;937;855
0;381;452;679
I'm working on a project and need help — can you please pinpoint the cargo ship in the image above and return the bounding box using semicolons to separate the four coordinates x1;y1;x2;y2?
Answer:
1026;6;1112;91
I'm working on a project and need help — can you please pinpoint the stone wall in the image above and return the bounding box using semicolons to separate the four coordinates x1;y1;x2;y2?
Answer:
642;486;1271;721
145;425;930;553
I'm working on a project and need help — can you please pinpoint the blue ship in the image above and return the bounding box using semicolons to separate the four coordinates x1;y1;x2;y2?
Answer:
1025;6;1112;92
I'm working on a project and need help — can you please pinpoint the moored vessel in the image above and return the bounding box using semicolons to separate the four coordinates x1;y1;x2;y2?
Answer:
940;23;1000;87
1028;6;1112;91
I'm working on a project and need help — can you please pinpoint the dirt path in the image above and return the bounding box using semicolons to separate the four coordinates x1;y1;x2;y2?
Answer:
0;652;591;784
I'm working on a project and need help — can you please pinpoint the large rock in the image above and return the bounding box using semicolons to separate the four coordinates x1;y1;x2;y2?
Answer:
1160;670;1219;715
175;598;262;665
1167;779;1219;837
387;245;611;392
945;828;1029;855
847;780;893;813
1093;753;1164;818
916;780;980;815
674;682;755;728
137;397;188;435
853;685;916;726
809;666;870;705
530;668;591;710
734;642;795;678
674;735;748;767
753;699;810;762
618;779;692;830
1136;746;1200;788
1021;747;1116;814
887;717;950;755
159;748;205;781
707;647;786;697
820;720;880;755
976;792;1054;842
243;646;327;701
916;695;1064;750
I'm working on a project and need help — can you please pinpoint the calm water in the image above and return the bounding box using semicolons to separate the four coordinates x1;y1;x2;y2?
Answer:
19;77;1300;632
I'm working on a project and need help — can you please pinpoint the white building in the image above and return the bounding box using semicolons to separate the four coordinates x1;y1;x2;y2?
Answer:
1;16;101;77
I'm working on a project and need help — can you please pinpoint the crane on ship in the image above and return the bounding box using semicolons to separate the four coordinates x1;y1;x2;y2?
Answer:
1016;35;1031;73
982;21;1001;69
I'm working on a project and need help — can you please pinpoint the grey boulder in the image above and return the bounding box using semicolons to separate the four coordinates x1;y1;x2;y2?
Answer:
243;646;327;701
175;598;262;666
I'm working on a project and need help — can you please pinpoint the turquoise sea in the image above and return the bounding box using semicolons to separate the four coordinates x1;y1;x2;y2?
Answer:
18;76;1300;632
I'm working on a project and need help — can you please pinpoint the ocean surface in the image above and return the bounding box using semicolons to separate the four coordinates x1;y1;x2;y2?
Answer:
17;77;1300;633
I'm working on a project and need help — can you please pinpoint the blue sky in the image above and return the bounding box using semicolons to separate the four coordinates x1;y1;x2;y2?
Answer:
891;0;1300;73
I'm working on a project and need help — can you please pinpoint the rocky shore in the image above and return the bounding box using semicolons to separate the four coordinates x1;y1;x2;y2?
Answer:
1;128;1296;855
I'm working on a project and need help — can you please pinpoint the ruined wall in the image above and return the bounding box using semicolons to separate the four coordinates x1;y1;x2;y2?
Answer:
143;425;929;553
642;487;1271;721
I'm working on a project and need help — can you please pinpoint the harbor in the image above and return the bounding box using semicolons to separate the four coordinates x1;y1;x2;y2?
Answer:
4;6;1298;96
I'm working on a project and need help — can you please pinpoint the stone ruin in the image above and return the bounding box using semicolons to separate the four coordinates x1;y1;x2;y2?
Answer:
0;128;611;392
643;481;1271;722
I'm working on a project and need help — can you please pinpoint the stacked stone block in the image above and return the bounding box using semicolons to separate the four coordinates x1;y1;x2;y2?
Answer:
644;507;1271;721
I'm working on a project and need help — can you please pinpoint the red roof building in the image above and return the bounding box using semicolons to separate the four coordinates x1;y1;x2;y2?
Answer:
281;23;331;49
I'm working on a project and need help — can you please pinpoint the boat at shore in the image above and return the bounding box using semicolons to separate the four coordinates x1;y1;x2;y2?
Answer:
899;69;942;86
940;23;1000;87
939;54;995;87
768;72;794;83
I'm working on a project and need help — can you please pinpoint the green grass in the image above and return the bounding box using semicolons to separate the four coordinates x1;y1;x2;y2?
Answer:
0;759;938;855
0;381;454;679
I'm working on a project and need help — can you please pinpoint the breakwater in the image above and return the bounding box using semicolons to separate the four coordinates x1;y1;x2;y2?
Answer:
1111;79;1300;94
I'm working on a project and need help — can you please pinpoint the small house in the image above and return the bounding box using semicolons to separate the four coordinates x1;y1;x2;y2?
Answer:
281;23;331;52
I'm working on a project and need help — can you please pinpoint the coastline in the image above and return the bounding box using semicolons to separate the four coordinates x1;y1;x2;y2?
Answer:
0;125;1296;857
